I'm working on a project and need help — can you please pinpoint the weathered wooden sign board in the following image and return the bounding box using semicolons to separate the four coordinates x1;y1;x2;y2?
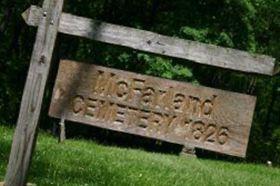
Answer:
49;60;256;157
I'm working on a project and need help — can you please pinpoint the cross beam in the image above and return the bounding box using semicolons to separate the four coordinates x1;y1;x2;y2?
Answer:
22;5;277;76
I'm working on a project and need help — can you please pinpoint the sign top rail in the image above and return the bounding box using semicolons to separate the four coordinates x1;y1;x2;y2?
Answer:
22;5;278;76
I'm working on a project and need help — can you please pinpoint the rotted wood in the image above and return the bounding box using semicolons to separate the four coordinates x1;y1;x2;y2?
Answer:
4;0;64;186
49;60;257;157
22;5;277;76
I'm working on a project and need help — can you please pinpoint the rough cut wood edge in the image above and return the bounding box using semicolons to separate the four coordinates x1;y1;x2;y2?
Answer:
22;5;277;76
4;1;64;186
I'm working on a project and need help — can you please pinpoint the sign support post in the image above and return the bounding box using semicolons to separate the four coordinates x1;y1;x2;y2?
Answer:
4;0;64;185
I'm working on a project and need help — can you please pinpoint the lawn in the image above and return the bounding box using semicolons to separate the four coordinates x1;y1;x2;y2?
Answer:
0;125;280;186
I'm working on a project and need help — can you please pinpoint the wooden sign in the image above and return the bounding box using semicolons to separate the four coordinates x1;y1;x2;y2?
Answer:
49;60;256;157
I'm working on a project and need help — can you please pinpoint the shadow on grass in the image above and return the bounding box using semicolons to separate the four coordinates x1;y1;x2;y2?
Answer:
28;149;130;185
57;121;250;166
63;121;183;155
59;121;244;164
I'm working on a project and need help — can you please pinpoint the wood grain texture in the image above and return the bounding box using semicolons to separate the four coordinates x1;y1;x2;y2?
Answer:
22;5;277;76
4;1;64;185
49;60;257;157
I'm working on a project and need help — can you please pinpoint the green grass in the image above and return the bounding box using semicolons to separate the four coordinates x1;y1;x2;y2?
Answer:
1;126;280;186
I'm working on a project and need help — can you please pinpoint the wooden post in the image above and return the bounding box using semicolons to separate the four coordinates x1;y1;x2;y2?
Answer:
180;145;197;158
59;117;66;143
4;0;64;185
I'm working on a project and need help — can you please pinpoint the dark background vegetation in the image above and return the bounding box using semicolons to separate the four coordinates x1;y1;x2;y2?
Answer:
0;0;279;164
